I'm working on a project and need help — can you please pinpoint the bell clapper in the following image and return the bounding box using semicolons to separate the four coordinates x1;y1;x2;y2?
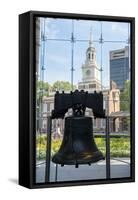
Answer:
75;163;79;168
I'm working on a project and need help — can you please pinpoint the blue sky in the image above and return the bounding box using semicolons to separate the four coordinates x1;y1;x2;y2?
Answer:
38;17;130;88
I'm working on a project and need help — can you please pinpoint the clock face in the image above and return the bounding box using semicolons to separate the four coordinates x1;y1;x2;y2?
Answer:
86;69;91;76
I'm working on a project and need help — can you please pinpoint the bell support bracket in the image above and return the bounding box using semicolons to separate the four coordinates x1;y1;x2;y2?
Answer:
51;90;105;119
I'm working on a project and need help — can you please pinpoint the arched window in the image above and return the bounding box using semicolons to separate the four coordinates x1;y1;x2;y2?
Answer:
92;53;94;59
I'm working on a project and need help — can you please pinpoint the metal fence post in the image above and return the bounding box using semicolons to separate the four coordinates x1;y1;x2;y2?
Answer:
106;116;110;179
45;116;52;182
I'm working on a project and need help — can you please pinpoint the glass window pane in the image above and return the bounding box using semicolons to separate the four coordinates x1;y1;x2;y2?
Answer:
35;17;131;184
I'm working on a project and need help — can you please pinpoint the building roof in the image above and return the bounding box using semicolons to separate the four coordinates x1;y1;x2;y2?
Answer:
109;111;130;118
86;46;95;52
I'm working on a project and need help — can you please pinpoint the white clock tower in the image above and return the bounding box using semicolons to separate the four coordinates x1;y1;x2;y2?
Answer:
78;30;102;92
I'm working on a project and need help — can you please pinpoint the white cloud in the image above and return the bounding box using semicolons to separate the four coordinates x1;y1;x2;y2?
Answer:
47;54;69;65
111;23;129;36
40;17;59;39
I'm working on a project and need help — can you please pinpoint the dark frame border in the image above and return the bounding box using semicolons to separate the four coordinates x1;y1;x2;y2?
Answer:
19;10;135;189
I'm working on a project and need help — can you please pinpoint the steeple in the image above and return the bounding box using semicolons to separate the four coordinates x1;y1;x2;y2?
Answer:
78;27;102;92
86;28;96;65
89;27;93;47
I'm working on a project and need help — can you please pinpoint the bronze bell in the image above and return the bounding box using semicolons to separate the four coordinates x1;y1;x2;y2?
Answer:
51;90;105;167
52;116;104;167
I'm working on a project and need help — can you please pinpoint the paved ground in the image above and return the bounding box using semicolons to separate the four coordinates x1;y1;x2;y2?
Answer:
36;158;130;183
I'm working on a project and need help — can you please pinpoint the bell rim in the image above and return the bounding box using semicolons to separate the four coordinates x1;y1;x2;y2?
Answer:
52;151;105;165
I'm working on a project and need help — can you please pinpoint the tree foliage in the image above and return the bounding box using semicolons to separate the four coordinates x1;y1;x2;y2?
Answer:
52;81;76;91
36;81;51;97
120;80;130;111
36;80;77;97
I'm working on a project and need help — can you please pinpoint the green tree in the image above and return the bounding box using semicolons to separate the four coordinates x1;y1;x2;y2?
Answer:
52;81;76;91
36;81;51;97
120;80;130;111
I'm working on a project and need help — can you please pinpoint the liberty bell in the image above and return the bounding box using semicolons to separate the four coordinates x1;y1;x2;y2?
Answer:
51;90;105;167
